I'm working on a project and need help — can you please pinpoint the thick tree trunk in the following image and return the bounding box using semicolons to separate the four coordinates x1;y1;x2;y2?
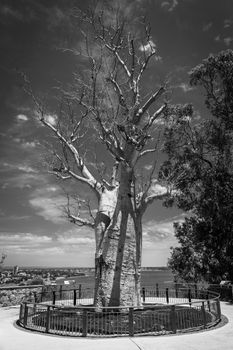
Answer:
93;166;142;308
94;213;142;308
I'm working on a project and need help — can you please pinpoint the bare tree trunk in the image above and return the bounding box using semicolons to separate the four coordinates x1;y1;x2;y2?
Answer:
93;166;142;308
94;213;142;308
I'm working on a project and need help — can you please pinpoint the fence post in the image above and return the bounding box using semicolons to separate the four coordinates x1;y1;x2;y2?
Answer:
188;288;192;304
217;299;221;319
195;284;198;299
73;289;77;306
156;283;159;297
229;285;232;301
82;310;88;337
206;291;211;311
79;284;82;300
129;307;134;337
23;303;28;327
201;302;207;329
52;291;56;305
175;284;178;298
170;305;177;333
166;288;169;304
142;287;145;302
45;305;51;333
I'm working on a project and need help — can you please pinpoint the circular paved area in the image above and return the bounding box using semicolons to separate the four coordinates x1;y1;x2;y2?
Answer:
0;302;232;350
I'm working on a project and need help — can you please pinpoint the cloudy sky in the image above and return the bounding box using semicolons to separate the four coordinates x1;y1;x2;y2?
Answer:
0;0;232;267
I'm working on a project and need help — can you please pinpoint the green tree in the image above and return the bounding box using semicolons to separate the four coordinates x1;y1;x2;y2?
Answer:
164;50;233;283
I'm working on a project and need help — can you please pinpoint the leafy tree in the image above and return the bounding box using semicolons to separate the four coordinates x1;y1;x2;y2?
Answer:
164;50;233;283
24;3;178;307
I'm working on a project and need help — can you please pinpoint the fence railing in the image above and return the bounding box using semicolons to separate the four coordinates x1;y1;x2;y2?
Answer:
18;286;221;337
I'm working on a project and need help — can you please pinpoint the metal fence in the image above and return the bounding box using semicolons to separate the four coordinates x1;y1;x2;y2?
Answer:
18;286;221;337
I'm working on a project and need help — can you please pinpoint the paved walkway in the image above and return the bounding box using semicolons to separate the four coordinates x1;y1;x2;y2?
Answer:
0;302;232;350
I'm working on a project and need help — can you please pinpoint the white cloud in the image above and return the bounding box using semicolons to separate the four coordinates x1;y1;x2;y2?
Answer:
45;114;58;126
178;83;195;93
29;195;67;224
57;236;94;245
202;22;212;32
142;214;185;250
21;141;37;148
147;180;168;198
139;40;156;54
0;5;23;20
161;0;178;12
16;114;28;122
224;19;233;29
1;173;45;189
0;233;52;244
144;165;153;170
17;165;37;173
224;37;233;46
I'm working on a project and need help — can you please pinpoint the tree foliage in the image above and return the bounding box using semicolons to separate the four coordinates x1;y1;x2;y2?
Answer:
165;50;233;283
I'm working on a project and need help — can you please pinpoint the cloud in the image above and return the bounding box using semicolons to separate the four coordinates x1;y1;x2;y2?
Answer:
147;180;168;198
214;35;233;47
224;19;233;29
161;0;178;12
224;37;233;46
202;22;212;32
16;114;28;122
144;165;153;171
0;233;52;244
17;165;37;173
29;194;67;224
57;235;94;246
142;214;185;249
0;228;94;261
0;5;23;20
0;232;53;256
178;83;195;93
1;173;45;189
44;114;58;126
139;40;156;54
21;141;37;148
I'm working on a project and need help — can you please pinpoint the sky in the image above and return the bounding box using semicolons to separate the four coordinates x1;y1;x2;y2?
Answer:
0;0;232;268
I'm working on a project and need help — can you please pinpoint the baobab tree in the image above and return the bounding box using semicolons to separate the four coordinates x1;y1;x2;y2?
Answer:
24;4;178;308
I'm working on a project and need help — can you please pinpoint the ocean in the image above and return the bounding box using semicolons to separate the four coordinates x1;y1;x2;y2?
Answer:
57;269;174;289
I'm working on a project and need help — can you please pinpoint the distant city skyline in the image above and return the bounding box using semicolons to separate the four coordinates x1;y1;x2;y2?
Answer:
0;0;233;267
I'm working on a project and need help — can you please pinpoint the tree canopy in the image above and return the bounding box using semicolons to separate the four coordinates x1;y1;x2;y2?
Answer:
165;50;233;283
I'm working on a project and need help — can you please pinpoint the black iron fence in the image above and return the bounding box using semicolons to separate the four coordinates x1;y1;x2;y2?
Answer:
18;286;221;337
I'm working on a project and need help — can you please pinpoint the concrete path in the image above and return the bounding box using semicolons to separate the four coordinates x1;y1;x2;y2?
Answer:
0;302;232;350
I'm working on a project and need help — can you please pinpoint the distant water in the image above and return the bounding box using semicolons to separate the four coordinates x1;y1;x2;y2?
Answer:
58;269;174;289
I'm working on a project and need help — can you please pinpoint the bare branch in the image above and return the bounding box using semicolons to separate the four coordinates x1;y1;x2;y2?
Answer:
48;171;71;180
68;213;95;228
106;76;128;110
105;43;131;78
65;194;95;228
138;148;157;159
143;104;167;130
111;161;119;186
135;87;165;120
144;182;169;205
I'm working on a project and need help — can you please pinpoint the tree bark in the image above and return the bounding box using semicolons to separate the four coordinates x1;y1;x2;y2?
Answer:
93;165;142;308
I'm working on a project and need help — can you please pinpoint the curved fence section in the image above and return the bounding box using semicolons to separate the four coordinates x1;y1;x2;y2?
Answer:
18;287;221;337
